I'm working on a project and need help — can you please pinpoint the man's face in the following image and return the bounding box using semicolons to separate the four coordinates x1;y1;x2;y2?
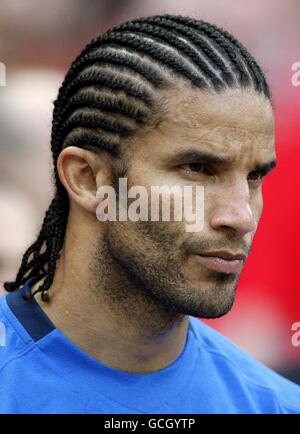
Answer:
104;85;276;319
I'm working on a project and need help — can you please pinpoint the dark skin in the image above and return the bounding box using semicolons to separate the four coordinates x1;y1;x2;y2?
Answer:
32;84;276;374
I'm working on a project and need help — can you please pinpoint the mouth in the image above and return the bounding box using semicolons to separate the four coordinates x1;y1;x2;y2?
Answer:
195;251;247;274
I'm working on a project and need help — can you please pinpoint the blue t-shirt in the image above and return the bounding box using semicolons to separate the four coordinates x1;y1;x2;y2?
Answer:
0;276;299;414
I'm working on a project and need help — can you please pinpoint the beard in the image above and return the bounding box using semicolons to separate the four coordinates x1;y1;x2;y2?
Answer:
100;218;240;321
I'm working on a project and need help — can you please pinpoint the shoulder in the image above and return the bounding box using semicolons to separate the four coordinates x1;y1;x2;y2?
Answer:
0;293;33;370
189;316;300;413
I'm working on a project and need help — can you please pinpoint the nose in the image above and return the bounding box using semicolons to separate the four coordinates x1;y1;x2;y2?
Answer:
210;178;257;237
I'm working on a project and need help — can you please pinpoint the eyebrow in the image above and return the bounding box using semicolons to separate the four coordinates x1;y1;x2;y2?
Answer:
170;149;235;166
171;148;277;174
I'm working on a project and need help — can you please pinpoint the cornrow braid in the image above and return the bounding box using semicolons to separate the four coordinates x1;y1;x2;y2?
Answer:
60;48;167;89
110;22;225;90
4;14;271;300
118;16;236;85
162;14;270;96
62;89;151;124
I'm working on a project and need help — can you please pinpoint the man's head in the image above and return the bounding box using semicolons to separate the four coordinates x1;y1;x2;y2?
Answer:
5;14;275;319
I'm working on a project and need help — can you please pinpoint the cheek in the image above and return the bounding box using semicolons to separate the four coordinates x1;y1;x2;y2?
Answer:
253;188;264;221
245;190;263;241
135;219;187;251
109;218;187;261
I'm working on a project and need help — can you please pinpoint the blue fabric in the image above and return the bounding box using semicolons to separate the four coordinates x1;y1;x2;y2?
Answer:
0;277;299;414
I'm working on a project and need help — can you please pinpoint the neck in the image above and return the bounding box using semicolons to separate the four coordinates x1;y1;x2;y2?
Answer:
32;231;189;374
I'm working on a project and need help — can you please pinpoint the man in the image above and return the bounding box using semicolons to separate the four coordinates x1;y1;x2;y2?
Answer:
1;14;300;414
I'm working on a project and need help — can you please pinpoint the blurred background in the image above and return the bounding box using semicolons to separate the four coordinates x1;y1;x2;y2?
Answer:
0;0;299;384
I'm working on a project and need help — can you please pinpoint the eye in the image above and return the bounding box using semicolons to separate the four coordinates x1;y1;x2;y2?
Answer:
180;162;208;174
247;170;265;184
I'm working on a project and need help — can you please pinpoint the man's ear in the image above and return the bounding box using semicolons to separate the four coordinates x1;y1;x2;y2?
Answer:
57;146;110;214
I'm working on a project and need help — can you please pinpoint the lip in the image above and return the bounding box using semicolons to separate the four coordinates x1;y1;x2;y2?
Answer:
195;251;247;274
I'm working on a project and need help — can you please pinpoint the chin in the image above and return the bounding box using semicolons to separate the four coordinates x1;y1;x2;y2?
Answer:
196;302;235;319
181;280;237;319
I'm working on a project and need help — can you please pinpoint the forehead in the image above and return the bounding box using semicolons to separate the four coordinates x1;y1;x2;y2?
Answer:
130;85;275;166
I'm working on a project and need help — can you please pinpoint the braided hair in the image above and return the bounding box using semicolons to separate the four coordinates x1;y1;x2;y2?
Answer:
4;14;271;301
